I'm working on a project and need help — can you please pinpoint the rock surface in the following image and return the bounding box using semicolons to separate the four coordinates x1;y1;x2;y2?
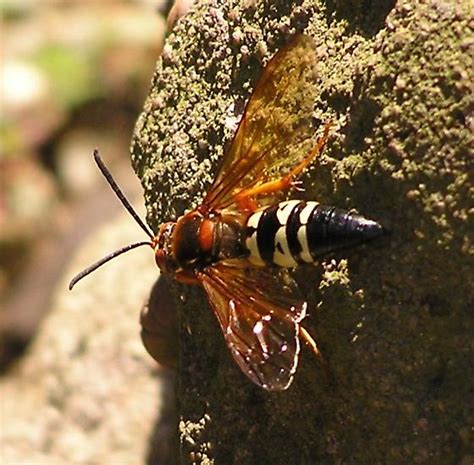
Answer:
131;1;473;464
0;202;174;464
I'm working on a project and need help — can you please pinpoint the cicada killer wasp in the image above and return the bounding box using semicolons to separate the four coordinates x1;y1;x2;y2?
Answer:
70;35;385;390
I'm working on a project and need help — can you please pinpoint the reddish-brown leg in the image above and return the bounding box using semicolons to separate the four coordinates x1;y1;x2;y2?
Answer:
300;325;333;383
175;271;200;285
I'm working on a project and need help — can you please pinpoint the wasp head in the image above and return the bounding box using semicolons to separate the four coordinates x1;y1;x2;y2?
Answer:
154;221;179;274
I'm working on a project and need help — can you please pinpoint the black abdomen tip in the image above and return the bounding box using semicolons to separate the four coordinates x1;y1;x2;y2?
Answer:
350;215;387;241
306;206;386;258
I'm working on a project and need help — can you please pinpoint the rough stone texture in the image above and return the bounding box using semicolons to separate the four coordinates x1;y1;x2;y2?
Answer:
131;0;473;464
0;203;174;464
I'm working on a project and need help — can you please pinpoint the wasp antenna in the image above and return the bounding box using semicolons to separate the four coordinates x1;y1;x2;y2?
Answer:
69;240;152;290
93;149;154;239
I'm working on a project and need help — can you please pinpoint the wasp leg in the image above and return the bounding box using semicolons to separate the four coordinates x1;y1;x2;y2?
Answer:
300;326;323;360
300;325;334;383
175;271;200;285
233;121;332;205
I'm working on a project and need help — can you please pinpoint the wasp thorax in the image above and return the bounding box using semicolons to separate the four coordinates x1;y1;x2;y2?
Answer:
154;222;178;274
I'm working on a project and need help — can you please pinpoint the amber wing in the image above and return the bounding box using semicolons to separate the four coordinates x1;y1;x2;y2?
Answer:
198;262;307;390
202;34;321;211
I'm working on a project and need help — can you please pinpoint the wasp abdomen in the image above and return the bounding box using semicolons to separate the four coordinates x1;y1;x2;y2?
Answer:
245;200;384;267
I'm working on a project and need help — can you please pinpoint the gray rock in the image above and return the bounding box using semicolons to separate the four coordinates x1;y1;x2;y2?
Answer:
0;207;173;464
131;1;473;464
